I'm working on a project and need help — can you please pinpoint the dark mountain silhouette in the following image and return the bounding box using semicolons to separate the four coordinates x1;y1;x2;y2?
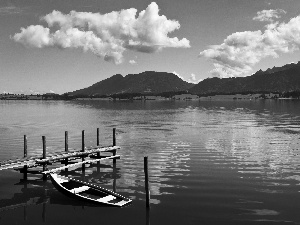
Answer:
68;71;194;96
190;62;300;95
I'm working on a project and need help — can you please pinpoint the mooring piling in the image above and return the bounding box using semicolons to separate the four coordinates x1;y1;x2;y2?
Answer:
81;130;85;153
65;131;69;171
113;128;117;164
82;130;85;172
97;128;100;159
24;135;27;158
144;156;150;208
65;131;68;152
42;136;47;180
97;128;100;146
113;128;116;146
96;128;101;169
23;135;28;180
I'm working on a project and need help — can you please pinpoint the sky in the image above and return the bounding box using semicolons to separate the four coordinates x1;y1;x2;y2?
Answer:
1;0;300;94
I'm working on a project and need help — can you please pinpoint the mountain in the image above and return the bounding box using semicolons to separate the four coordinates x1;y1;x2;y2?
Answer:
190;62;300;95
68;71;194;96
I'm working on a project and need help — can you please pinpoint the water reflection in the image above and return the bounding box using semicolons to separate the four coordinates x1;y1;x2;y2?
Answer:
0;162;123;221
1;100;300;224
203;103;300;188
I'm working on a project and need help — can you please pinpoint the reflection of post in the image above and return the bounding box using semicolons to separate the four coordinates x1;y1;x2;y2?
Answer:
24;206;27;221
42;189;47;222
23;135;28;180
23;180;28;221
65;131;68;172
97;163;100;174
113;128;116;165
144;156;150;209
42;203;46;222
113;162;116;193
146;208;150;225
42;136;47;181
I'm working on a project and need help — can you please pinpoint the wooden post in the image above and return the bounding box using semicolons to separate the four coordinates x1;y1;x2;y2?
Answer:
23;166;28;180
82;130;85;172
42;136;47;180
42;136;46;159
97;128;100;146
97;128;100;158
82;130;85;152
113;128;116;164
113;128;116;146
65;131;68;171
96;128;101;169
65;131;68;152
144;156;150;208
23;135;28;180
24;135;27;158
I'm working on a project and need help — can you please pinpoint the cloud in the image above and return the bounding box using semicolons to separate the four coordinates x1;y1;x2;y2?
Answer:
0;6;22;15
199;14;300;78
129;59;137;65
12;2;190;64
253;9;286;22
187;73;200;84
173;71;201;84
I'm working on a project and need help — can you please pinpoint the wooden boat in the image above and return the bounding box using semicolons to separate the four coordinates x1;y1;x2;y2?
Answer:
49;173;132;207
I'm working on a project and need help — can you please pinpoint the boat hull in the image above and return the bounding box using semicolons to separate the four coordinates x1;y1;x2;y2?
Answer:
50;173;131;207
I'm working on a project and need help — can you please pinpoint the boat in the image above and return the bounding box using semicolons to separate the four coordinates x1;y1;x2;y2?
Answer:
49;173;132;207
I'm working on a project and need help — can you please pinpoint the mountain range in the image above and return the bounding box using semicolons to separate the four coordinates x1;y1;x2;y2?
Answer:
190;61;300;95
68;62;300;96
68;71;194;96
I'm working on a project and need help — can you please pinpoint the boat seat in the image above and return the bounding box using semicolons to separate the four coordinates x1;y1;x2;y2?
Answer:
56;177;69;183
114;200;128;207
97;195;116;203
70;185;90;194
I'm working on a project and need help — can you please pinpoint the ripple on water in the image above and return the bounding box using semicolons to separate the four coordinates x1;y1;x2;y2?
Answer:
1;101;300;224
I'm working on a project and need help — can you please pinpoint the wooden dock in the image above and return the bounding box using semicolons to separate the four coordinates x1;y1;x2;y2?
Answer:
0;128;120;179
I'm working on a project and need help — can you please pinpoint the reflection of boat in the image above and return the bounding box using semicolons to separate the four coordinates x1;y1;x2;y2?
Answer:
50;173;131;207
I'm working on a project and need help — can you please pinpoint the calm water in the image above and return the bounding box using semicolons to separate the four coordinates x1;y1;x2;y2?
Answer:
1;100;300;224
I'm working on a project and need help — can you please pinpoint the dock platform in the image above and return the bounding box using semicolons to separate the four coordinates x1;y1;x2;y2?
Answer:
0;128;120;178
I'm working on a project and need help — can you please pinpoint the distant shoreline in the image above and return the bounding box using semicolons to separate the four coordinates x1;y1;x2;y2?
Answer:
1;93;300;101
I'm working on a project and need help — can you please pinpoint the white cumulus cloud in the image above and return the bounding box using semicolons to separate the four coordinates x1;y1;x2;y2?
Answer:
12;2;190;64
129;59;137;65
199;13;300;78
253;9;286;22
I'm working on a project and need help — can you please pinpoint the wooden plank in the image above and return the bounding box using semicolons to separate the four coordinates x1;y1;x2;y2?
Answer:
0;146;119;166
43;155;120;174
0;161;37;171
18;169;43;174
36;146;120;164
0;146;120;171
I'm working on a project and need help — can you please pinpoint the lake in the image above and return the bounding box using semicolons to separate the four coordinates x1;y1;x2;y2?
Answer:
0;99;300;224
